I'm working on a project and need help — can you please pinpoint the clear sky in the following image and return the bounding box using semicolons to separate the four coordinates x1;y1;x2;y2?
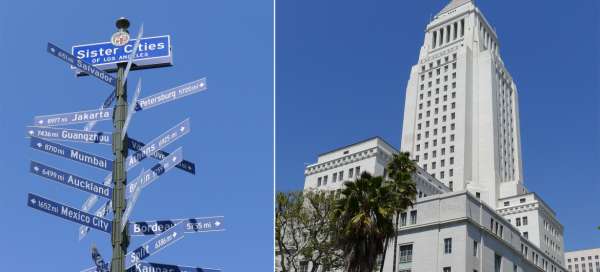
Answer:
276;0;600;252
0;0;273;271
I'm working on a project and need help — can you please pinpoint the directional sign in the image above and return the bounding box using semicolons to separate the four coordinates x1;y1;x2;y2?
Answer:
126;147;183;199
121;176;142;232
126;118;190;170
30;137;113;171
122;24;144;85
47;42;116;86
27;193;112;233
129;216;225;236
33;108;112;127
91;246;109;272
136;78;207;111
27;126;111;145
125;221;186;268
128;137;196;175
30;161;112;199
127;262;221;272
122;78;142;140
72;35;172;74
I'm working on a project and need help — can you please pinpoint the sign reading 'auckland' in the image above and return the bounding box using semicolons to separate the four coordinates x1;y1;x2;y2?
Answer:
72;36;172;73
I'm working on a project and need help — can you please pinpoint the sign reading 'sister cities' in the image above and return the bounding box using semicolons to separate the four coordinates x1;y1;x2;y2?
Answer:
30;137;113;171
27;126;111;145
34;108;112;127
27;193;112;233
30;161;112;199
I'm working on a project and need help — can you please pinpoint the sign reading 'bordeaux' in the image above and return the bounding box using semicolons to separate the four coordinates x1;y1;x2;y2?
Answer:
30;137;112;171
30;161;112;199
72;35;172;73
33;108;112;127
27;193;112;233
27;126;111;145
129;216;225;236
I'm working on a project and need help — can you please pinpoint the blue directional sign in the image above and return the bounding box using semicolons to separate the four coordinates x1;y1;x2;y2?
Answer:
27;126;111;145
121;180;142;231
127;262;221;272
122;78;142;140
72;35;172;74
135;78;207;111
47;42;116;86
128;137;196;175
126;147;183;199
33;108;112;127
129;216;225;236
27;193;112;233
126;119;190;170
125;221;186;268
30;161;112;199
30;137;113;171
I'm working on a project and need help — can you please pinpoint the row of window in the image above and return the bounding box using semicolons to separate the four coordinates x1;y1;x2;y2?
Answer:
316;166;360;187
569;256;600;263
421;54;457;72
568;261;600;272
431;19;465;49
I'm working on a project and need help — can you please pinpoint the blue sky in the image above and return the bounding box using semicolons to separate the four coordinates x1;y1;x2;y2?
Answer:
276;0;600;252
0;0;273;271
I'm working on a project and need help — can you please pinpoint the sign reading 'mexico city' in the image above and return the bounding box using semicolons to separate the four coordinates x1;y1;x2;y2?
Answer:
72;35;172;74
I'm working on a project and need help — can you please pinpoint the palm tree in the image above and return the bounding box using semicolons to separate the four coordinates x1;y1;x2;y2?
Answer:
333;172;396;272
384;152;417;272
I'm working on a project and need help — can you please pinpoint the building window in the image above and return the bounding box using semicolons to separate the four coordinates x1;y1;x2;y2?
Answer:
449;181;453;191
520;198;526;203
355;166;360;177
349;168;354;178
400;212;407;226
450;157;454;164
443;267;451;272
450;146;455;153
504;201;509;206
410;210;417;224
323;175;328;185
339;171;344;181
449;169;454;177
333;173;337;182
495;254;502;272
317;177;322;186
523;232;528;239
444;238;452;254
473;241;479;257
523;217;528;225
516;218;521;226
399;244;413;264
476;192;481;198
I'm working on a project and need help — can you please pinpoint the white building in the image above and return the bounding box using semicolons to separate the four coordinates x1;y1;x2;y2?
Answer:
295;1;569;272
565;248;600;272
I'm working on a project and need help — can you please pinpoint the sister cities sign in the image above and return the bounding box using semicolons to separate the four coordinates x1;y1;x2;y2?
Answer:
136;78;207;111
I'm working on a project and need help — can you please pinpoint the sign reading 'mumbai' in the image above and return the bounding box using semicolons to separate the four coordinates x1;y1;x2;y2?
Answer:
27;193;112;233
72;35;172;74
30;137;112;171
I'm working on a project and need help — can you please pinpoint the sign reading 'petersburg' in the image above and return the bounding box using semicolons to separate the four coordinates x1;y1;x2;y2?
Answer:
72;35;172;74
27;193;112;233
30;137;113;171
136;78;207;111
30;161;112;199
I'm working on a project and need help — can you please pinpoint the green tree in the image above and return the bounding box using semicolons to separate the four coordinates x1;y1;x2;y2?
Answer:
275;191;344;272
334;172;396;272
384;152;417;272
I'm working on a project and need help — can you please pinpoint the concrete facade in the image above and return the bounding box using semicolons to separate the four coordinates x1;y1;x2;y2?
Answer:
565;248;600;272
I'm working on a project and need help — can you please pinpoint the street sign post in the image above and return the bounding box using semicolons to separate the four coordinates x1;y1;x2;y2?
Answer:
27;126;111;145
30;137;113;171
27;193;112;233
30;161;112;199
129;216;225;236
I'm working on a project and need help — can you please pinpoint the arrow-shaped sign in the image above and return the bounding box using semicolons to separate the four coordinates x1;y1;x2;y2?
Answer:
122;24;144;86
33;108;112;127
30;161;112;199
82;261;220;272
129;216;225;236
126;147;183;199
27;193;112;233
27;126;111;145
47;42;116;87
135;78;207;111
128;137;196;175
122;78;142;140
125;221;187;268
121;169;144;232
30;137;112;171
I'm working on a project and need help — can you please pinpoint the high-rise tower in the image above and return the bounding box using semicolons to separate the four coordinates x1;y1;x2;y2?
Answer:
400;0;526;208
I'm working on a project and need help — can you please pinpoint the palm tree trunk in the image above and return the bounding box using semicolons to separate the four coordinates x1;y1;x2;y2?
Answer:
379;239;388;272
392;211;400;272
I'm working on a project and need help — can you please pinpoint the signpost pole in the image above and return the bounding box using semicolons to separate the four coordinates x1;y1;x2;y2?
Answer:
111;17;130;272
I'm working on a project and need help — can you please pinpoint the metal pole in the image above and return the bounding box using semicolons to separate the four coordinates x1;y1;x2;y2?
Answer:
111;17;130;272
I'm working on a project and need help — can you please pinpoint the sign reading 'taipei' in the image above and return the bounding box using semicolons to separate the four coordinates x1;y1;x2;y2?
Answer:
71;35;172;74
